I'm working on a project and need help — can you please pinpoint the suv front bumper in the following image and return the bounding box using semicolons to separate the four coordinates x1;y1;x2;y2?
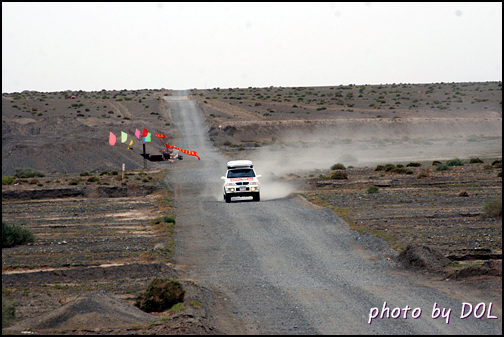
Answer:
224;185;260;196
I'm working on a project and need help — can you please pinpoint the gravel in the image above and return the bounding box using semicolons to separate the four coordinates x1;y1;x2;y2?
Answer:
166;92;502;334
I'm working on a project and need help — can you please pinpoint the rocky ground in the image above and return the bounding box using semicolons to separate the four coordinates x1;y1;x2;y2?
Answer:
2;82;502;334
2;170;223;334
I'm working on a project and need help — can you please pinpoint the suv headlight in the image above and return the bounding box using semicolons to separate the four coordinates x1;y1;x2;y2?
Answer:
249;182;258;186
225;182;237;186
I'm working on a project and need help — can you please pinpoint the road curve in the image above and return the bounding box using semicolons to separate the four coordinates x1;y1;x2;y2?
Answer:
163;91;501;335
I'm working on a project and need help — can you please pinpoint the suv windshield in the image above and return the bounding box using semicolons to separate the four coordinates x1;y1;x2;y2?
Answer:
227;169;255;178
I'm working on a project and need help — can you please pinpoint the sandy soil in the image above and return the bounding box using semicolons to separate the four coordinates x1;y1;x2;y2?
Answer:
2;82;502;334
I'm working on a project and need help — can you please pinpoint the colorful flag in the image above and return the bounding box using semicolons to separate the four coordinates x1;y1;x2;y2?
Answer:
180;149;201;160
155;133;166;139
141;128;149;137
121;131;128;143
143;132;151;143
135;129;141;139
109;132;116;146
165;144;200;160
128;139;133;149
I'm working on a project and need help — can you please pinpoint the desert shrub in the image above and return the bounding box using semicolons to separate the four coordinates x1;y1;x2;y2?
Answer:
384;164;396;172
330;163;346;171
432;160;442;166
330;170;348;179
163;216;175;224
2;176;15;185
406;162;422;167
14;168;44;178
80;171;91;176
375;165;385;171
2;295;16;328
469;158;484;164
2;221;36;248
436;164;451;171
491;159;502;168
87;176;100;183
446;158;464;167
153;216;175;225
391;167;407;174
483;196;502;218
367;186;379;194
416;170;430;179
134;278;185;313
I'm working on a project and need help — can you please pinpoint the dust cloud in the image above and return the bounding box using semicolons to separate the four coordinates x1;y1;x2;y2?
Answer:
220;118;501;201
247;124;501;200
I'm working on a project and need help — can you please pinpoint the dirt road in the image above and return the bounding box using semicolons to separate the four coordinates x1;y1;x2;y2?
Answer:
163;92;501;334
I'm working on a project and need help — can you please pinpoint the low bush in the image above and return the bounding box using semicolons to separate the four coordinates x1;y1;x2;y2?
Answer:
367;186;379;194
436;164;451;171
2;221;36;248
416;170;430;179
2;176;15;185
163;216;175;224
14;168;44;178
384;164;396;172
330;163;346;170
330;170;348;179
406;162;422;167
446;158;464;167
483;196;502;218
134;278;185;313
391;167;407;174
469;158;484;164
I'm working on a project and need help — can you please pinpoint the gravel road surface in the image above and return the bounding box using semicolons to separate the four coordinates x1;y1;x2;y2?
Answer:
164;92;501;334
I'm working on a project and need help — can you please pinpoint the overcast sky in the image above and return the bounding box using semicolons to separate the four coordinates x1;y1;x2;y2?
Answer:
2;2;502;93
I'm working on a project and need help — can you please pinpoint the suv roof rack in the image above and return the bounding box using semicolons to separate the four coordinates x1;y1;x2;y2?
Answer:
227;160;253;169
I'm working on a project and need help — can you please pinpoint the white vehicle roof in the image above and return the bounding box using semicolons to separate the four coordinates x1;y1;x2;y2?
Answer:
227;160;253;169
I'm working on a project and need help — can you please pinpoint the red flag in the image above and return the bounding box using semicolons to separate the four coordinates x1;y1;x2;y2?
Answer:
181;149;201;160
141;128;149;137
165;144;200;160
155;133;166;139
109;132;116;146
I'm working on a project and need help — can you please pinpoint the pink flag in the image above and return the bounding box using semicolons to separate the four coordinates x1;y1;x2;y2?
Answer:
135;129;141;139
109;132;116;146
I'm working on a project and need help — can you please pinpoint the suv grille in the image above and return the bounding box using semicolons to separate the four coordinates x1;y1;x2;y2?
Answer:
236;182;249;185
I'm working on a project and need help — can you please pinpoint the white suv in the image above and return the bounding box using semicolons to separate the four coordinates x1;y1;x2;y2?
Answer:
221;160;261;203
